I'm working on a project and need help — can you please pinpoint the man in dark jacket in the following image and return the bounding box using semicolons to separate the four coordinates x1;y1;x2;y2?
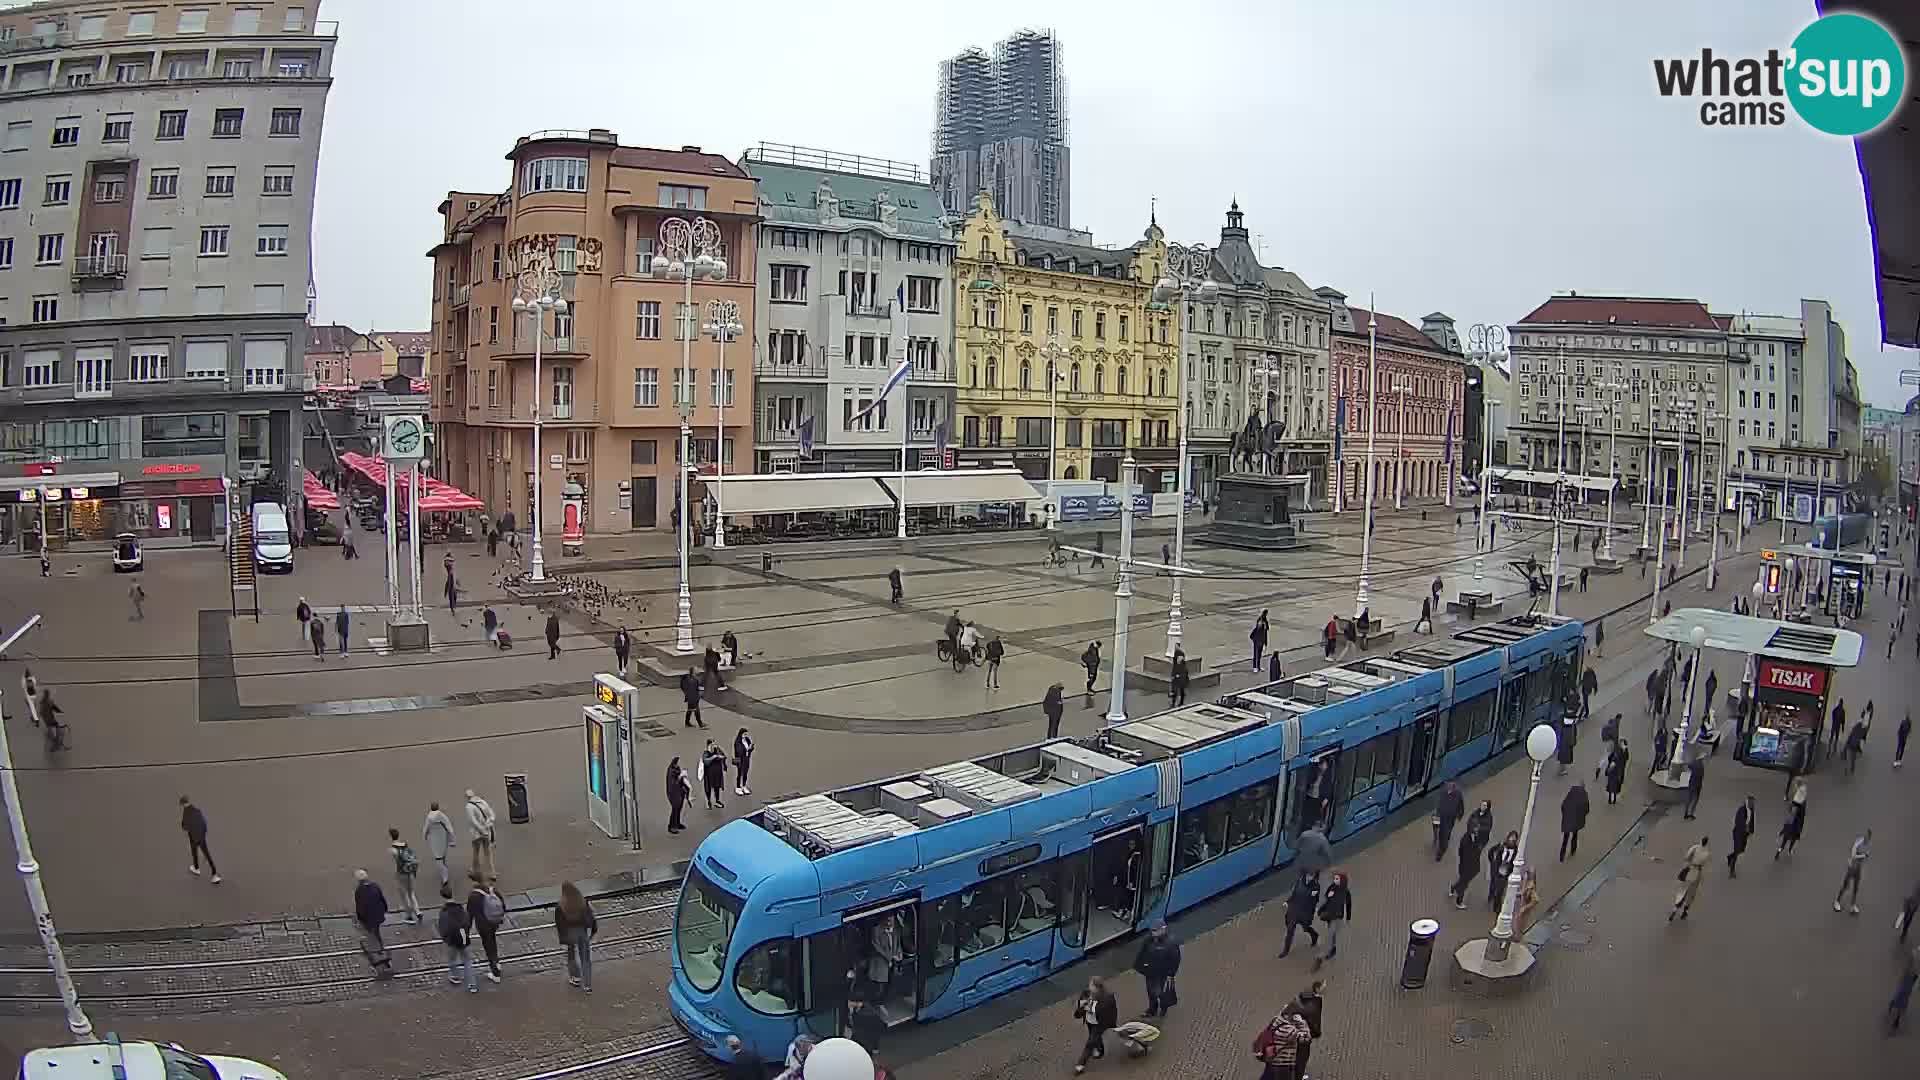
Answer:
1559;781;1590;861
1082;642;1101;695
1451;803;1493;908
1132;922;1181;1018
1278;872;1322;957
1294;980;1326;1079
1168;649;1189;707
353;869;393;978
545;612;562;660
703;645;727;691
1043;684;1065;739
1728;795;1756;878
179;796;219;884
1433;781;1465;862
680;669;706;728
888;567;903;603
1683;754;1706;820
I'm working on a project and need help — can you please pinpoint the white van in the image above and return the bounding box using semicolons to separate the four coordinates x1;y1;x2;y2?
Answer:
251;502;294;572
23;1036;288;1080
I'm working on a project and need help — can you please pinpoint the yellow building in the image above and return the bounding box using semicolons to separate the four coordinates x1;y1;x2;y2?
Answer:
952;194;1181;488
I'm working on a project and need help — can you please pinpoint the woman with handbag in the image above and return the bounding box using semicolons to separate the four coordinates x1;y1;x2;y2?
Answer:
1669;836;1711;921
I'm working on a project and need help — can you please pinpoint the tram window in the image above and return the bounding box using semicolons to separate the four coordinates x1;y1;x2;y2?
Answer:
1449;691;1495;750
1334;750;1357;801
676;867;743;993
923;894;959;971
1057;853;1089;948
1005;866;1059;941
958;877;1010;959
1226;781;1277;848
735;937;801;1016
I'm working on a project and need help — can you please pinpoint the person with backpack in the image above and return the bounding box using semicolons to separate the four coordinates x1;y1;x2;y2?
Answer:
466;872;506;983
1252;1003;1311;1080
437;884;476;993
388;826;421;924
353;869;394;979
555;880;598;992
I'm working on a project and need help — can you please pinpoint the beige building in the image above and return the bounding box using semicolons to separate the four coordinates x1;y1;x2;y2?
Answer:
428;130;757;535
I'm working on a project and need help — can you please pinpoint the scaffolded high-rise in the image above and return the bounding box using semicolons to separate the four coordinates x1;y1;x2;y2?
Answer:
932;29;1070;228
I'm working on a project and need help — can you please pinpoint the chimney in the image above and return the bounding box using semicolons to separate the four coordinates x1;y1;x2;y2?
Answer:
681;145;703;154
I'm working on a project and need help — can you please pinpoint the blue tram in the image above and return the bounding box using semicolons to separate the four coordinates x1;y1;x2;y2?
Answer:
667;615;1585;1062
1811;512;1871;551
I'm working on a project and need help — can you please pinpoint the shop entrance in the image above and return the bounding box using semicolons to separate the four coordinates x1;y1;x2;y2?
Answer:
189;498;215;541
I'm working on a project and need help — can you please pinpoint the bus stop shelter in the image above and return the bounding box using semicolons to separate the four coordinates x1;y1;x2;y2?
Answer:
1645;608;1862;776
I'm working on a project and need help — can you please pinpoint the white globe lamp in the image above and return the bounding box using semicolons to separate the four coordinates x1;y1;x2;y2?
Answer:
802;1037;874;1080
1525;722;1557;764
1690;624;1707;650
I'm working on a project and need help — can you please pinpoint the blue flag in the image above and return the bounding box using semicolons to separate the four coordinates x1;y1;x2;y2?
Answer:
798;415;815;458
1334;396;1346;462
1443;409;1454;464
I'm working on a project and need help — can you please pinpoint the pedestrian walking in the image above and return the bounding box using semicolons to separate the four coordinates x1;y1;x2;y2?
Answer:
1451;801;1493;908
1432;781;1465;861
1277;872;1322;957
1417;596;1433;634
888;567;903;603
487;527;499;557
445;572;459;615
388;827;422;923
1899;880;1919;944
1168;647;1189;707
732;727;754;796
1595;618;1605;657
353;870;394;979
722;629;740;668
1252;1004;1312;1080
1835;829;1871;914
1887;943;1920;1033
482;605;498;645
1268;649;1283;682
701;739;728;809
1044;683;1066;739
1898;713;1912;768
1651;727;1671;779
984;635;1004;689
1669;836;1710;921
1488;830;1519;907
703;645;728;692
295;596;311;647
437;884;477;992
1316;872;1352;965
179;795;220;884
1161;542;1172;572
1131;922;1181;1018
128;581;145;621
666;758;691;834
1777;780;1808;857
546;613;562;660
1559;782;1590;861
309;615;326;660
1579;566;1589;592
1604;738;1630;804
1294;825;1333;880
1071;976;1118;1074
1292;981;1325;1079
1727;796;1755;878
1082;642;1101;695
1846;721;1868;775
555;880;597;991
612;627;631;679
681;668;705;728
1323;616;1338;660
465;789;497;882
1556;713;1578;776
1683;754;1706;820
334;605;350;656
423;801;454;887
1830;698;1847;758
1251;611;1270;671
467;872;505;983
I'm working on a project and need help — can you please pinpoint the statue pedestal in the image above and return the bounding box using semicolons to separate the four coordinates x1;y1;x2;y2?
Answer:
1196;473;1311;551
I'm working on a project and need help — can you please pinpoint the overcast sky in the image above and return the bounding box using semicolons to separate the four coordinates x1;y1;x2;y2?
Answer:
312;0;1918;407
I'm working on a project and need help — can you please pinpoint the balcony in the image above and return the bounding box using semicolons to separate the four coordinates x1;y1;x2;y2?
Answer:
0;32;72;57
468;400;601;426
72;253;127;282
451;283;472;307
506;326;589;355
912;362;956;385
755;355;828;379
847;299;893;320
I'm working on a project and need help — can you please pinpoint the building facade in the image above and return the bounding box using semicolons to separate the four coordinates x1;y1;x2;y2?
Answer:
0;0;333;550
1327;293;1464;507
428;130;757;535
951;193;1179;487
931;30;1070;229
1724;300;1861;519
739;144;955;473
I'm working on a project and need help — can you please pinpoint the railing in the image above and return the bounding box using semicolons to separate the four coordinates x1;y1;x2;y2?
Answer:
847;300;893;319
473;400;600;425
0;31;71;57
71;253;127;279
451;283;471;307
507;326;589;354
912;363;956;384
314;20;341;38
755;356;828;378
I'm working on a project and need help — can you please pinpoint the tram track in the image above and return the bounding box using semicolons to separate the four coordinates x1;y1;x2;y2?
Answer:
493;1032;717;1080
0;895;678;1011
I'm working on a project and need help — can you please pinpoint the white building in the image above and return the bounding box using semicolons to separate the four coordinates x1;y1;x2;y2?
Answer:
1724;300;1862;521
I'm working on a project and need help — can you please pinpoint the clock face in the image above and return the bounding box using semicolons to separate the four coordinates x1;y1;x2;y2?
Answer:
389;418;423;455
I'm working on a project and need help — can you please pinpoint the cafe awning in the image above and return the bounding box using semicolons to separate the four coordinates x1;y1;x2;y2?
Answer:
880;469;1042;508
717;475;894;516
1487;468;1618;493
302;469;339;511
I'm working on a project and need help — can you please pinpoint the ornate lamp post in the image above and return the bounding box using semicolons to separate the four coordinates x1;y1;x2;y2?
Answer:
1152;243;1217;658
1042;336;1068;530
1465;323;1506;587
1107;453;1140;724
703;299;743;549
1484;722;1559;964
651;216;728;655
1357;299;1379;618
510;267;568;583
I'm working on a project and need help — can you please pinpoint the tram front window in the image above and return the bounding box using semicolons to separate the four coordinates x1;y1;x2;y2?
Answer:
677;867;742;992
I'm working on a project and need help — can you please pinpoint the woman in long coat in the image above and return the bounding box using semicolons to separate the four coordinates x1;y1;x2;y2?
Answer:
1604;739;1630;805
1669;836;1711;921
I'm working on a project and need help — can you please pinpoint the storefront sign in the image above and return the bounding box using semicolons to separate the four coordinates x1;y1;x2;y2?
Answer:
143;463;203;476
1758;659;1827;697
18;463;57;477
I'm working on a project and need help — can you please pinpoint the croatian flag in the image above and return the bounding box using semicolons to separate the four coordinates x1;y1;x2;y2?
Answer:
798;415;815;458
1334;396;1346;462
851;283;911;425
1443;409;1454;464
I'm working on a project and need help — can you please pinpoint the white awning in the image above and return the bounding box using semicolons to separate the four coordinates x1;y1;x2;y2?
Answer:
716;475;893;516
1486;468;1618;493
882;470;1041;508
0;472;123;492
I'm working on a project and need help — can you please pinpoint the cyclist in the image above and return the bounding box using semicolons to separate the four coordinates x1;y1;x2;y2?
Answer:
958;621;981;661
944;611;962;659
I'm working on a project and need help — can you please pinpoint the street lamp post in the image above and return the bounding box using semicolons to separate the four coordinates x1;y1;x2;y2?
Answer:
1549;350;1567;616
651;216;728;656
1666;624;1710;784
1485;723;1560;964
1356;300;1380;618
2;616;92;1040
1393;377;1409;511
510;268;568;583
1042;337;1067;531
1643;377;1660;551
1704;412;1730;591
703;300;742;549
1153;244;1217;658
1650;440;1673;624
1107;453;1140;725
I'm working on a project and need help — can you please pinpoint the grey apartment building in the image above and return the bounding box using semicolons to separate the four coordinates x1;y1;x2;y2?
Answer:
0;0;331;550
932;29;1070;229
742;143;956;473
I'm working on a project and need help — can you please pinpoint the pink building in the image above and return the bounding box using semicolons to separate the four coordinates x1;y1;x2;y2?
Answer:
1323;292;1467;506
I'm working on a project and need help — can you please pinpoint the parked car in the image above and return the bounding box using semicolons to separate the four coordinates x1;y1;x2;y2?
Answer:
22;1034;288;1080
250;502;295;573
111;532;142;573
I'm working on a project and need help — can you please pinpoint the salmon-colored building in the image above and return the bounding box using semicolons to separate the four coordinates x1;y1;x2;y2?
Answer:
428;130;756;535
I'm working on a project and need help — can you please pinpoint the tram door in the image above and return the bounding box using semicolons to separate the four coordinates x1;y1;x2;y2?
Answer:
802;898;920;1038
1286;749;1340;839
1083;824;1146;949
1405;710;1440;793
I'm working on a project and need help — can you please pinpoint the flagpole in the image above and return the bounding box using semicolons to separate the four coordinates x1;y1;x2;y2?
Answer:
897;369;910;540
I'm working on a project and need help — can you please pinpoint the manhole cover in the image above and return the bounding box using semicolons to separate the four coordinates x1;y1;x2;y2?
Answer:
1451;1017;1494;1043
1557;928;1593;949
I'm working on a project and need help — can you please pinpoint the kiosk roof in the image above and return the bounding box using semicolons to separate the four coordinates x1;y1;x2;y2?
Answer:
1643;608;1862;667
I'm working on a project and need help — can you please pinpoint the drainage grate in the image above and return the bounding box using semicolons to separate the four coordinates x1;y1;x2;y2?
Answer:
1556;927;1593;950
1450;1017;1494;1044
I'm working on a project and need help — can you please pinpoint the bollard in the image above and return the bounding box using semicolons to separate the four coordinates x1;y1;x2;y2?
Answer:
1400;918;1440;989
504;774;530;824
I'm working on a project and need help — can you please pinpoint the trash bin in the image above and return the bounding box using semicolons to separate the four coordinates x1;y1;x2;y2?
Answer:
1400;918;1440;989
504;773;530;824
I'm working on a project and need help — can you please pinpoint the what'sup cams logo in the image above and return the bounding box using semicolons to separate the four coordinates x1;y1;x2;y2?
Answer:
1653;12;1906;135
